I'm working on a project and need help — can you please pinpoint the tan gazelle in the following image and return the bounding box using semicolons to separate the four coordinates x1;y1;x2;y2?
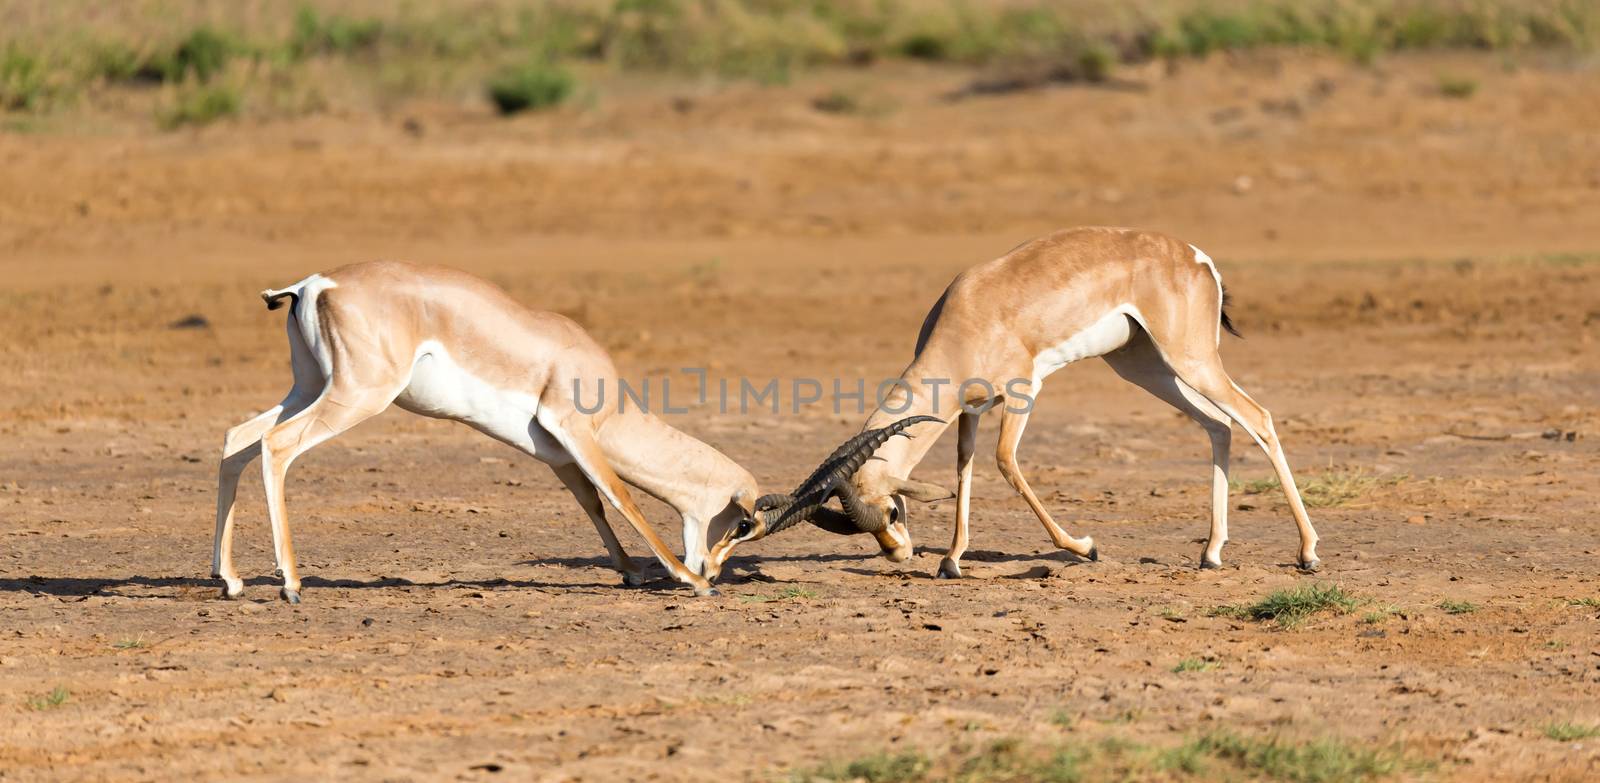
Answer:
211;260;772;601
710;227;1321;577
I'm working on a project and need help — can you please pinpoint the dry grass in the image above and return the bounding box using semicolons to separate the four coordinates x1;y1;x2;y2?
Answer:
1;0;1596;125
1231;468;1405;508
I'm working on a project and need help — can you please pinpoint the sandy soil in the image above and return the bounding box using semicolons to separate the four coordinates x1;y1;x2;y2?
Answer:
2;53;1598;781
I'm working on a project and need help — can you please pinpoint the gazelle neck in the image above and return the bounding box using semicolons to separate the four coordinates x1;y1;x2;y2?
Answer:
857;354;967;486
594;409;755;518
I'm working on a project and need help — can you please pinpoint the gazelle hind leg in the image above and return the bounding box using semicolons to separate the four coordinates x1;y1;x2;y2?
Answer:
552;463;645;587
1167;356;1320;570
996;389;1097;560
259;386;396;602
213;388;323;598
937;411;981;579
216;305;333;597
1102;333;1233;568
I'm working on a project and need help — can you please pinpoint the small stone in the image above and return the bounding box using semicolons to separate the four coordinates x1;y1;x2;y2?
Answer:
1407;515;1426;525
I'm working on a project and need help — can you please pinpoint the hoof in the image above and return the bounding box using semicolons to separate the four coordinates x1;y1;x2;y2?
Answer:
935;559;962;580
280;588;302;604
1297;557;1321;572
694;586;721;598
1085;546;1100;563
620;571;646;587
1199;559;1221;570
219;585;243;600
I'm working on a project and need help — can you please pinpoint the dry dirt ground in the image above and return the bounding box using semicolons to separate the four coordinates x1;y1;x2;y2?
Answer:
2;54;1598;781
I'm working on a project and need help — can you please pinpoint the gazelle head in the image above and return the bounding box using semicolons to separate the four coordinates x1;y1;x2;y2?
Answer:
705;416;953;575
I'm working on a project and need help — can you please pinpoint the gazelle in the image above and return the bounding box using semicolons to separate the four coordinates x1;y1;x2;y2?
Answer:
213;260;775;601
711;227;1321;576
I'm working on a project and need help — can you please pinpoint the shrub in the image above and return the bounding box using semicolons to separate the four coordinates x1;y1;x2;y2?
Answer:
159;85;241;129
1438;74;1478;98
290;5;383;58
0;46;45;110
141;27;236;84
487;63;574;115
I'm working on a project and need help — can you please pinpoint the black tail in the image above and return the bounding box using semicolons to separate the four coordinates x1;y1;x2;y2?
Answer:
1219;284;1242;338
262;290;298;311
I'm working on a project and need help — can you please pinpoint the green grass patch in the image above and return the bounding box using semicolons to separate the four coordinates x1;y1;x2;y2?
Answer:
1231;469;1403;508
741;586;819;604
1543;722;1600;741
25;685;69;711
1437;599;1478;615
140;26;238;84
1565;597;1600;608
158;84;241;129
487;62;575;115
1173;657;1217;673
1;45;46;110
800;749;931;782
289;5;384;59
1194;731;1411;782
1437;74;1478;98
794;730;1420;782
111;637;147;649
1213;583;1359;628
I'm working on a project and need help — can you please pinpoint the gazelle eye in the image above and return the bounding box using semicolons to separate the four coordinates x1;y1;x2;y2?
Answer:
736;520;753;537
888;505;900;524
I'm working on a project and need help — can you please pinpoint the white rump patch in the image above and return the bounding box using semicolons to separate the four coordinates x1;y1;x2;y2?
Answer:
1190;244;1226;346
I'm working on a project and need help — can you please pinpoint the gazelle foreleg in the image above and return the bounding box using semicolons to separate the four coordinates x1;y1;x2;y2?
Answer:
995;385;1097;561
936;410;981;579
1102;333;1234;568
551;463;646;587
536;407;715;596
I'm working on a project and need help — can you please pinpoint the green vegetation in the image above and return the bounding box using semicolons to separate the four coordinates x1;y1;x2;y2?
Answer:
1543;722;1600;741
1213;583;1359;628
25;685;70;711
1;1;1597;126
487;62;575;114
795;731;1420;781
741;586;819;603
1231;469;1404;508
158;85;241;129
1437;74;1478;98
1565;596;1600;608
801;750;931;782
289;5;384;59
1194;731;1410;782
1437;599;1478;615
111;637;148;649
1173;657;1217;673
1;45;47;110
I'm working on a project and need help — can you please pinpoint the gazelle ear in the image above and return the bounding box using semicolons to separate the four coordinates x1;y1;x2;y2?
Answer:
890;477;955;503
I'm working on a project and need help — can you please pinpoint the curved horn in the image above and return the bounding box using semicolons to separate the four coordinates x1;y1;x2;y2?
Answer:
759;415;942;535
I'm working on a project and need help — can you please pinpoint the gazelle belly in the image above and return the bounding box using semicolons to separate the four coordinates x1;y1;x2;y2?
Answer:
394;341;574;465
1031;306;1140;381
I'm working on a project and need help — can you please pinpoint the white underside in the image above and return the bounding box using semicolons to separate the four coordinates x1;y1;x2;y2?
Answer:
1031;305;1141;384
393;340;575;466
